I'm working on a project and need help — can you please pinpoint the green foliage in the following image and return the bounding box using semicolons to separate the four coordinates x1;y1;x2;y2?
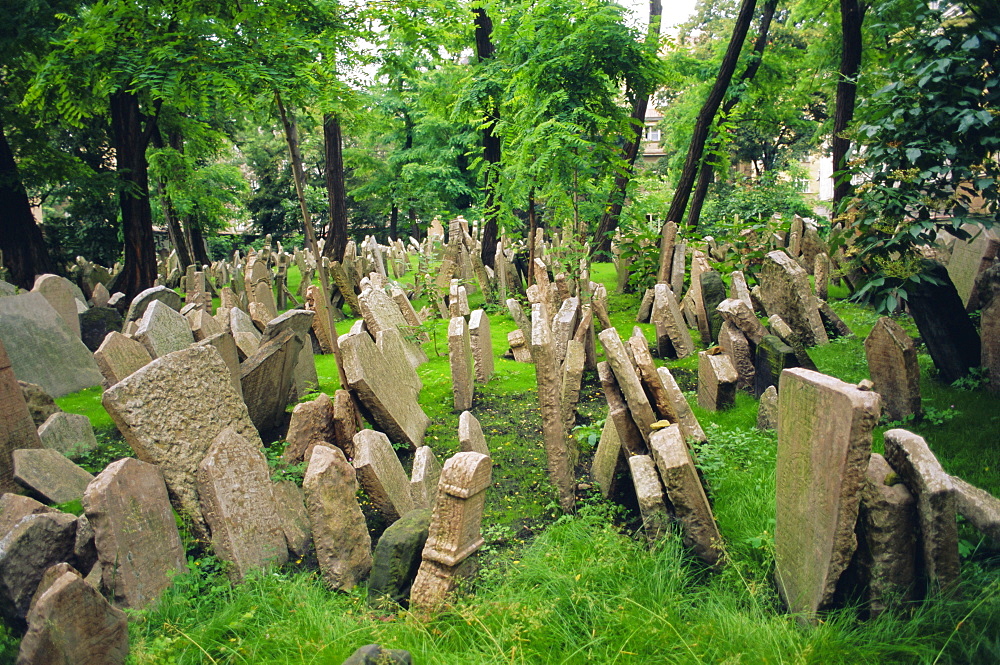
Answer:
699;170;814;233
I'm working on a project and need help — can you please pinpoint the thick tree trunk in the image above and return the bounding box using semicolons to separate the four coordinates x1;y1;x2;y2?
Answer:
322;114;349;262
832;0;865;214
109;89;157;300
152;129;194;270
0;116;55;289
666;0;758;231
685;0;778;229
590;0;663;259
189;223;210;266
475;6;502;272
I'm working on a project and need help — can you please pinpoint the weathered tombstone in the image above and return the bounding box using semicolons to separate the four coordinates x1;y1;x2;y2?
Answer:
305;285;337;355
410;447;442;510
124;285;182;323
410;452;491;612
352;429;415;521
864;317;921;421
467;309;494;386
977;264;1000;392
0;512;78;623
951;476;1000;546
551;298;580;365
768;314;817;370
507;329;533;363
627;454;669;541
636;288;655;323
718;321;755;390
18;381;60;427
93;331;152;387
697;351;738;411
282;393;336;465
1;340;42;493
716;298;768;345
37;412;98;459
134;300;194;359
0;292;103;397
271;479;312;558
531;304;575;512
303;445;373;591
332;389;361;460
699;271;727;344
656;366;707;444
83;458;187;609
756;385;779;430
729;270;753;308
261;309;319;400
590;417;628;500
814;253;831;301
560;340;586;437
650;283;693;359
598;362;646;456
102;345;261;541
649;424;723;566
754;334;798;398
13;449;93;504
197;428;288;580
857;453;918;617
774;368;880;622
368;508;432;606
358;287;427;368
91;282;111;308
945;224;999;308
31;274;82;339
0;493;53;536
626;328;678;423
186;308;222;342
882;428;960;591
240;329;303;436
598;329;657;443
457;411;491;457
339;331;429;449
196;332;243;400
448;316;475;412
758;250;828;346
16;564;129;665
79;306;123;352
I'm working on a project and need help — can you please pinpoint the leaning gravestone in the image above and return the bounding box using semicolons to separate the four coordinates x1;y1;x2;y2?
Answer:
271;479;312;559
410;446;442;511
240;328;303;436
352;429;415;521
458;411;490;457
79;306;124;352
469;309;494;384
864;317;921;421
697;351;738;412
0;494;53;536
357;287;427;368
651;283;694;359
0;292;103;397
591;417;627;500
598;329;657;443
980;264;1000;392
134;300;194;359
32;274;83;339
627;454;669;542
758;250;828;346
282;392;335;465
124;285;182;323
0;512;78;623
775;368;880;622
303;445;372;591
1;339;42;493
754;334;798;398
37;412;98;459
699;271;727;345
83;458;187;609
448;316;475;412
368;508;432;607
197;428;289;581
102;345;261;541
13;449;93;504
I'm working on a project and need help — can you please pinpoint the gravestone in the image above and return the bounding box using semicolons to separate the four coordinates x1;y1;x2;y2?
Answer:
91;282;111;308
368;508;432;606
688;253;713;344
552;298;580;365
508;329;533;363
186;308;222;342
196;332;243;400
650;283;693;359
18;381;60;427
636;288;655;323
656;366;707;444
649;424;723;566
332;389;361;460
469;309;494;384
718;321;754;390
37;412;98;459
305;285;337;354
951;476;1000;546
17;565;129;665
13;449;93;504
0;292;103;397
448;316;475;412
627;455;669;542
883;429;960;591
774;368;880;622
598;329;657;443
197;428;288;581
716;298;768;345
283;392;336;465
339;330;429;449
32;274;82;339
303;445;372;591
768;314;816;371
560;340;585;437
758;250;828;346
864;317;921;421
410;446;442;510
124;285;182;323
134;300;194;359
260;309;319;400
458;411;491;457
598;362;646;456
79;306;123;352
102;345;261;541
1;339;42;493
353;429;415;521
0;494;53;536
532;304;575;512
756;385;778;430
591;418;627;500
816;298;853;339
697;351;738;411
946;224;999;308
240;328;303;436
699;271;727;344
978;264;1000;392
83;458;187;609
627;329;678;423
729;270;752;308
754;334;798;398
358;287;426;368
0;512;78;623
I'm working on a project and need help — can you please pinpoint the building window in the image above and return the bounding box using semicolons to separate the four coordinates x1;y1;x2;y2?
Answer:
645;127;661;142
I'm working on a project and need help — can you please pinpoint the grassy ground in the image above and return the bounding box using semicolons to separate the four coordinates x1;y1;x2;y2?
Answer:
5;263;999;664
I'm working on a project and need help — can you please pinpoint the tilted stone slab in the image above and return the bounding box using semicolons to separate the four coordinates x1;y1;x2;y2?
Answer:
352;429;415;521
627;328;678;423
32;274;82;339
697;351;738;412
124;285;182;323
13;449;93;504
636;288;655;323
883;428;960;591
754;334;798;398
410;446;443;511
757;385;778;430
598;329;657;443
560;340;585;439
94;331;152;387
551;297;580;365
83;458;187;609
196;332;243;400
650;424;724;567
368;508;432;606
0;512;77;623
591;417;628;500
448;316;474;412
332;389;360;460
102;345;262;541
0;292;103;397
358;287;426;368
699;271;727;345
758;250;828;346
469;309;494;384
186;308;222;342
240;328;302;436
768;314;816;371
134;300;194;359
458;411;490;457
340;331;429;450
282;392;335;465
656;367;707;444
774;368;880;622
303;445;372;591
951;476;1000;547
421;451;491;567
1;339;42;494
271;479;311;559
37;412;98;459
197;428;288;581
718;320;755;390
627;454;669;542
532;304;574;512
716;298;768;345
598;362;646;456
864;317;921;422
0;493;53;537
651;283;693;359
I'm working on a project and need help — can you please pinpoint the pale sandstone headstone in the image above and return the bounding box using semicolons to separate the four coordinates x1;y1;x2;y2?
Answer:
16;565;129;665
951;476;1000;546
0;493;53;536
82;458;186;609
864;317;921;421
508;329;533;363
458;411;491;457
814;253;831;301
124;285;182;323
649;424;723;566
352;429;415;521
0;512;78;623
626;328;677;423
303;445;372;591
1;339;43;493
560;340;585;437
186;308;222;342
598;362;645;456
448;316;475;412
756;385;779;430
598;329;657;444
469;309;494;384
134;300;194;359
883;429;960;591
636;288;655;323
627;454;669;542
37;412;98;459
410;446;442;510
358;287;427;368
94;331;152;387
102;345;261;540
332;389;360;460
240;328;303;435
91;283;111;308
531;303;575;512
946;224;999;308
775;368;880;622
282;392;335;465
651;283;694;359
591;417;627;500
197;428;288;580
729;270;752;308
195;332;243;400
716;298;768;345
32;274;82;339
551;297;580;365
718;320;755;390
697;351;738;412
768;314;816;371
13;449;93;504
758;250;828;346
656;366;707;444
271;479;312;559
688;253;713;344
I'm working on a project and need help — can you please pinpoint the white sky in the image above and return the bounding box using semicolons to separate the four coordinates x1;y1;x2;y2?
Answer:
618;0;698;34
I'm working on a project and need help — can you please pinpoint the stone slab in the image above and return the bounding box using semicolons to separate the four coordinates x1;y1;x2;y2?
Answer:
134;300;194;359
1;340;42;493
627;455;668;542
353;429;415;521
38;412;98;459
469;309;494;384
864;317;921;421
13;449;93;505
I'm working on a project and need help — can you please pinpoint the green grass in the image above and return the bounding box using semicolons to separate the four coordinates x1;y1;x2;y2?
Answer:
6;261;999;664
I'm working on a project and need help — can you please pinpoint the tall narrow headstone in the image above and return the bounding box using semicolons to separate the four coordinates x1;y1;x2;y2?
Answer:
597;329;657;443
650;283;694;359
697;351;738;411
864;317;921;421
410;446;442;510
0;339;42;493
448;316;475;412
352;429;415;521
758;250;828;346
627;455;669;541
531;304;574;512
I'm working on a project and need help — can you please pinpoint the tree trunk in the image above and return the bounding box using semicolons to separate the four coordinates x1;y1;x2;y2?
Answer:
109;89;157;300
474;6;502;272
322;114;349;262
0;116;55;289
527;188;537;285
666;0;758;231
590;0;663;259
389;205;399;241
685;0;778;229
189;223;210;266
832;0;865;214
152;129;194;270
